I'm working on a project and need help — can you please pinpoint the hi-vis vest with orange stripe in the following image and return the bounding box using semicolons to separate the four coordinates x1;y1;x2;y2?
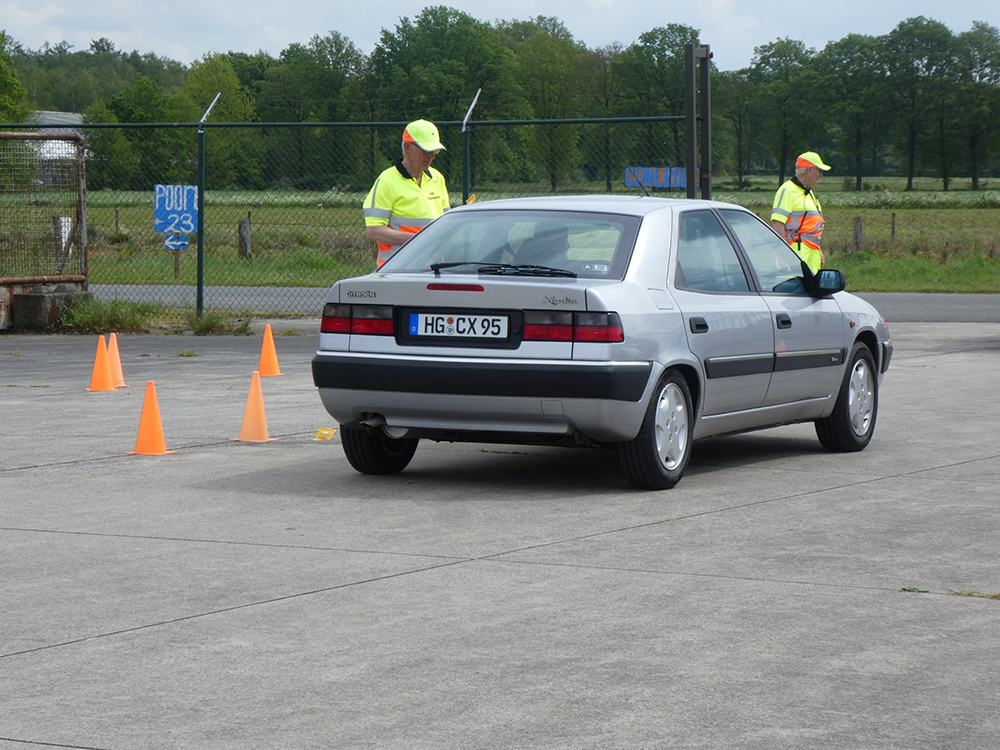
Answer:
363;161;450;268
771;177;824;273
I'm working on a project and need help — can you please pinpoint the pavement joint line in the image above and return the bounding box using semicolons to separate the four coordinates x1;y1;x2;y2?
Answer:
0;736;115;750
0;558;471;662
0;432;324;473
0;526;469;562
482;555;931;595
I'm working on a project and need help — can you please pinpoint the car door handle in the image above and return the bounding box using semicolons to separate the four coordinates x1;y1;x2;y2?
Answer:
776;313;792;329
689;317;709;334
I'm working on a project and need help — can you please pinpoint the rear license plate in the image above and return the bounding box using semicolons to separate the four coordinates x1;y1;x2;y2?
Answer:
409;313;508;338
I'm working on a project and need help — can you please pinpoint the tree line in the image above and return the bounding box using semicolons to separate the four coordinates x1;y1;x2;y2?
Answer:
3;8;1000;192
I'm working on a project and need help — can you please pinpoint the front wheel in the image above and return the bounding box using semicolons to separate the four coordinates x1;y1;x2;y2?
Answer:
341;425;418;475
815;342;878;452
617;370;693;490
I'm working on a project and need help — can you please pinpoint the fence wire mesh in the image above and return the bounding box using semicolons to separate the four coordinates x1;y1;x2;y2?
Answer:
0;132;86;279
3;119;688;314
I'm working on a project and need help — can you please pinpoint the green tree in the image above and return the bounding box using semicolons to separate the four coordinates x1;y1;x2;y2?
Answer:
174;54;263;188
884;17;956;190
750;38;818;184
81;102;141;190
223;51;279;100
370;6;522;188
815;34;890;190
580;43;624;190
106;74;186;187
713;69;757;188
1;31;30;122
954;22;1000;189
499;17;588;189
616;25;700;168
9;37;185;113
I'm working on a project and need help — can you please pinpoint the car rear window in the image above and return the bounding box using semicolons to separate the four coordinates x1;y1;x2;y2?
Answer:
381;209;641;279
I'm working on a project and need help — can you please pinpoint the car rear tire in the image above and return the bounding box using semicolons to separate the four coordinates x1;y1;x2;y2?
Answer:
815;342;878;452
618;370;693;490
341;425;418;475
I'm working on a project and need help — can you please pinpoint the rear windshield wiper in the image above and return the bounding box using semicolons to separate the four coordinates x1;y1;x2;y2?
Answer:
428;261;481;273
428;261;577;278
476;263;577;278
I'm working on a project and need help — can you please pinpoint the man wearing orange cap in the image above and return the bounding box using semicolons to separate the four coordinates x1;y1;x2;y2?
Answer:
363;119;450;268
770;151;831;274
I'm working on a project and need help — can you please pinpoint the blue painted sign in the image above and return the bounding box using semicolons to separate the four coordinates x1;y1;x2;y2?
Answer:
624;167;686;190
153;184;198;233
164;234;189;251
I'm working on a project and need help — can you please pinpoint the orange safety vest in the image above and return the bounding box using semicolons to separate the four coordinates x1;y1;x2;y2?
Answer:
363;161;449;268
770;177;824;273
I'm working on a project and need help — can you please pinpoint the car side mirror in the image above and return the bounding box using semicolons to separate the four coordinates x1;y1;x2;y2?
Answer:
814;268;846;295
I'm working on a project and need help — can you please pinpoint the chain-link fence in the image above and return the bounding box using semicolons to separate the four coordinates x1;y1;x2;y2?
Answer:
0;132;86;279
3;118;690;315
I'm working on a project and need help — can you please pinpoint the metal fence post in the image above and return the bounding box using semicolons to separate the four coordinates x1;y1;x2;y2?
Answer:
196;124;205;316
196;93;221;317
462;89;481;204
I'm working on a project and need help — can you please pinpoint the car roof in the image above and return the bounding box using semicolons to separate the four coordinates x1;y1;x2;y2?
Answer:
450;195;739;218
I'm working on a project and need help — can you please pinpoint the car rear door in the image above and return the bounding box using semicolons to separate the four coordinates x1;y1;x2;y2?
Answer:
669;209;774;416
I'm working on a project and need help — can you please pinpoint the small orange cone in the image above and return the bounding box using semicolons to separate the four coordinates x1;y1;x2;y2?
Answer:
128;381;174;455
234;371;275;442
258;324;283;376
87;335;117;392
108;332;127;388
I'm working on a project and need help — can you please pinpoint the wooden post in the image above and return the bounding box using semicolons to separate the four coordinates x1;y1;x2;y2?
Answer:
853;216;864;254
891;213;897;247
238;212;253;260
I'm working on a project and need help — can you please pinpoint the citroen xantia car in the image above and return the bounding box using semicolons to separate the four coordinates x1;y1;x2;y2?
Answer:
312;196;892;490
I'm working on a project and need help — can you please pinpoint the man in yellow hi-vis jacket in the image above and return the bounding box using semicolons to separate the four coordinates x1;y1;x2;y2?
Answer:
363;120;450;269
771;151;830;274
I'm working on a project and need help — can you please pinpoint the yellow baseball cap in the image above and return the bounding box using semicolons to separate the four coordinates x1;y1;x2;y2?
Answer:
403;120;446;152
796;151;830;170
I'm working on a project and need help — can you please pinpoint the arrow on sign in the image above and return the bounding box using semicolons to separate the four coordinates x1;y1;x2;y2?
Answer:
164;234;189;250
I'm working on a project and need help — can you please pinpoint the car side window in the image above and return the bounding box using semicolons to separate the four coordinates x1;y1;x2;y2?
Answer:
719;209;808;294
675;211;751;293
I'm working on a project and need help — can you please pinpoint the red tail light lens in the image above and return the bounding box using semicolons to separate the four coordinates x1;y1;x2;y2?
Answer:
320;304;351;333
522;311;624;342
573;312;624;342
320;304;395;335
523;312;573;340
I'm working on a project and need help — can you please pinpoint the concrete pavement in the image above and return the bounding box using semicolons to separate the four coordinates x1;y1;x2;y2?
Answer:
1;319;999;749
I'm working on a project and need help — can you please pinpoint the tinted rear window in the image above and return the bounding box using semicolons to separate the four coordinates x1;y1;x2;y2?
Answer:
382;209;641;279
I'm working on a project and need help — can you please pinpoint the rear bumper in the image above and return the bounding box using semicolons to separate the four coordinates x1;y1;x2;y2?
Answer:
312;351;656;442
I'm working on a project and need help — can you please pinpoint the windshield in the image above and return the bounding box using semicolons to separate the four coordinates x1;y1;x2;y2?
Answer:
380;209;641;279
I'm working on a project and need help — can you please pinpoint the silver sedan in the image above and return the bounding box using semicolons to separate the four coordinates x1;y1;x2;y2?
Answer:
312;196;892;490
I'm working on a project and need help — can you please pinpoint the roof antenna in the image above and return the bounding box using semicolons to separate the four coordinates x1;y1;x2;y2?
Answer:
626;167;650;196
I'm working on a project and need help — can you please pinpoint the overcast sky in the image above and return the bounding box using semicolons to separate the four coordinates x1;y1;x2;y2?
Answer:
2;0;996;72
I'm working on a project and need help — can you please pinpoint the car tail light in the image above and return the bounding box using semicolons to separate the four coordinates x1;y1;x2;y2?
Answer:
524;311;573;340
320;304;351;333
320;304;395;335
574;312;624;342
522;311;624;342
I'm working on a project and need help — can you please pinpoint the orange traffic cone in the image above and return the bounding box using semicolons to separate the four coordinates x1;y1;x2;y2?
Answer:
108;332;127;388
128;381;174;455
234;371;275;442
258;324;283;376
86;335;117;392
